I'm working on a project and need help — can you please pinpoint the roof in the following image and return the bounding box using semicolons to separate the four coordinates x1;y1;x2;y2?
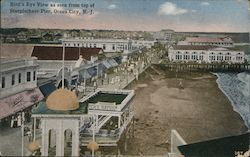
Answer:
178;132;250;157
172;45;242;51
186;37;233;43
32;46;102;61
87;92;128;104
1;44;34;58
0;88;44;119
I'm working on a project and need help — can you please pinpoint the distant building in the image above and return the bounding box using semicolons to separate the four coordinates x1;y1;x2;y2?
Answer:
63;38;133;53
179;36;234;47
132;40;156;49
168;45;245;63
16;31;28;41
42;33;53;41
0;57;44;122
153;29;175;43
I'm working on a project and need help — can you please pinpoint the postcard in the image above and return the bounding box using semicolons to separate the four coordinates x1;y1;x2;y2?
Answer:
0;0;250;156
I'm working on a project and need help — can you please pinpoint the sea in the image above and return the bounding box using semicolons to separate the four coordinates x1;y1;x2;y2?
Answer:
215;71;250;130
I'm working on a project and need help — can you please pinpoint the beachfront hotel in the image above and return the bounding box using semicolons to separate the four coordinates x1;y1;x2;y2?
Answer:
31;88;135;156
168;45;245;63
178;36;234;47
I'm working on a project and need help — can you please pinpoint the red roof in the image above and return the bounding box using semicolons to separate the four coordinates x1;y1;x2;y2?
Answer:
186;37;233;43
32;46;102;61
172;45;239;51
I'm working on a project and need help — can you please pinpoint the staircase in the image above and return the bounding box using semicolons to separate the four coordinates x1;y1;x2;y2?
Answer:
89;115;112;132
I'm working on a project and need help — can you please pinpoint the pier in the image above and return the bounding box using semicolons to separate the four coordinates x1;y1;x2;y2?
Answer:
158;62;250;72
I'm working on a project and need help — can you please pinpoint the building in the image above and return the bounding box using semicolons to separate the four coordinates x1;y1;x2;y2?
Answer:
153;29;175;43
0;58;39;99
63;38;133;53
168;45;245;63
179;37;234;47
0;57;44;123
132;40;155;49
31;88;135;156
32;46;104;87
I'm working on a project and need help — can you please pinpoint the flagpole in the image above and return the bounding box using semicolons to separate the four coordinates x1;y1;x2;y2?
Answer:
62;41;65;89
21;111;24;156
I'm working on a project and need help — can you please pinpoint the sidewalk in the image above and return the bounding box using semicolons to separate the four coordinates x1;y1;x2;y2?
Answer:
0;124;33;156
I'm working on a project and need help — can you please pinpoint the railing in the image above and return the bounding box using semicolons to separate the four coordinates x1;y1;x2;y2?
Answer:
88;102;118;111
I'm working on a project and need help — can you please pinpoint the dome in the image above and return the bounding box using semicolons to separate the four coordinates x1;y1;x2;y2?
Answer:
46;88;79;111
28;140;39;152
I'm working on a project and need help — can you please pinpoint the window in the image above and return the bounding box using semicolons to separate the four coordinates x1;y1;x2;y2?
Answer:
216;53;223;61
33;71;36;81
18;73;22;83
27;72;31;82
112;44;115;50
103;44;106;50
2;77;5;88
191;52;198;60
12;74;15;85
94;43;96;48
225;53;231;61
209;52;215;61
176;51;182;60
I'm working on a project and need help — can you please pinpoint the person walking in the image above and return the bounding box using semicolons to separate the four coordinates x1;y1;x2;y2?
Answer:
17;114;22;127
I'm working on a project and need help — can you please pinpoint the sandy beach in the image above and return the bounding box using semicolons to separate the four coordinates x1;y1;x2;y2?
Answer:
123;65;248;155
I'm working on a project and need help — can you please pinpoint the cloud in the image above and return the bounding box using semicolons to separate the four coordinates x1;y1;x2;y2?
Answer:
107;4;117;9
201;2;210;6
158;2;188;15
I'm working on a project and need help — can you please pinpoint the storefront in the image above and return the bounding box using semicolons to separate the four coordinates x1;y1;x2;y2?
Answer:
0;88;44;127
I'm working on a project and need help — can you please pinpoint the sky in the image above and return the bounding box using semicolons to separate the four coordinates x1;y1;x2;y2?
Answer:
1;0;250;32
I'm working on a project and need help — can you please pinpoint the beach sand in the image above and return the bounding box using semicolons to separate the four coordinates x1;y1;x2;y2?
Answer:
123;65;248;155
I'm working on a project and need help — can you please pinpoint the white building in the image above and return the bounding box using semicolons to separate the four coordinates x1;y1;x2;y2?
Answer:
132;40;155;49
179;36;234;47
0;57;44;121
32;88;135;156
168;45;245;63
0;57;39;99
63;38;133;53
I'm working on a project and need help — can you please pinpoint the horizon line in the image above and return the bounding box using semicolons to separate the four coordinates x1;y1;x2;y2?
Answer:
1;27;250;34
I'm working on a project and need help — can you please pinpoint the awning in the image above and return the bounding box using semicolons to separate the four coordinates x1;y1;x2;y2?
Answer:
39;82;56;97
98;63;107;74
0;88;44;120
87;67;97;77
102;60;112;69
79;69;92;80
107;58;118;67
